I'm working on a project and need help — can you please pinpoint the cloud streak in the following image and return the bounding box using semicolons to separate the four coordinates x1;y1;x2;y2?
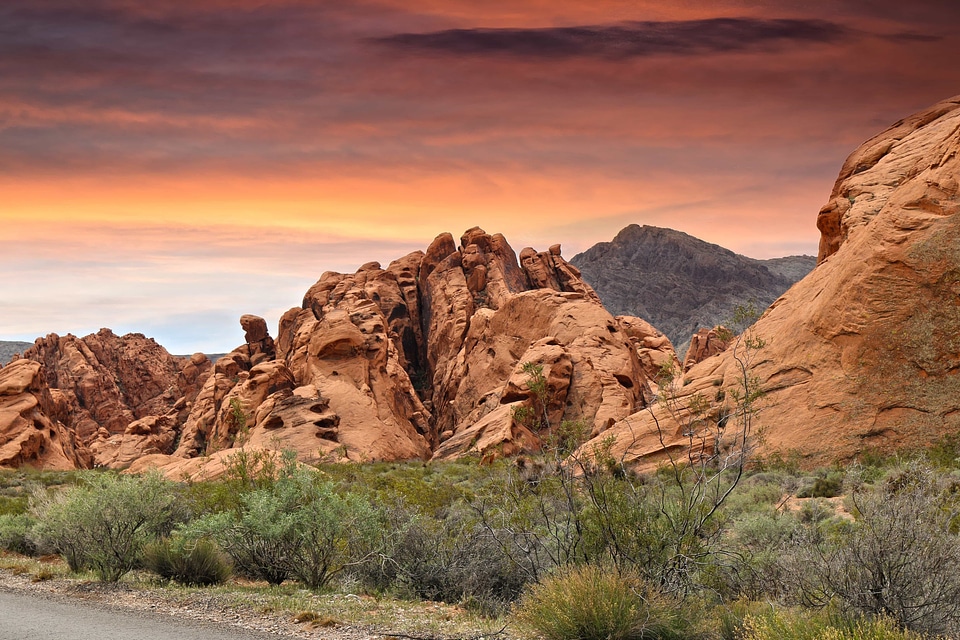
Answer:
376;18;854;59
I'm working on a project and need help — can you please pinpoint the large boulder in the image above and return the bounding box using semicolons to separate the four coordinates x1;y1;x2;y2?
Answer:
581;95;960;468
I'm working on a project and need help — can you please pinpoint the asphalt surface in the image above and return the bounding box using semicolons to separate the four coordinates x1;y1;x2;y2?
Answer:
0;589;300;640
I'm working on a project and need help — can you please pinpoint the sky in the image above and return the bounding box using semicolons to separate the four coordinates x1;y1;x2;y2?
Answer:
2;1;959;354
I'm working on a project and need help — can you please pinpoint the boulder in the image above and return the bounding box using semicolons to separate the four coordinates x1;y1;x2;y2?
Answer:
616;315;682;390
682;326;732;372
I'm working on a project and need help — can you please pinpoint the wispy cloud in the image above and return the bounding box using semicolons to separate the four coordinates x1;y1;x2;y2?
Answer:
376;18;853;59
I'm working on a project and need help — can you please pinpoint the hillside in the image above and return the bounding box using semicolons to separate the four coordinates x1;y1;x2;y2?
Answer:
0;341;33;364
571;225;815;350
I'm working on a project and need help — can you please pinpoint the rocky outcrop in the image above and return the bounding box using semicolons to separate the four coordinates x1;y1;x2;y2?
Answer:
581;95;960;469
21;330;187;445
571;225;815;352
682;326;732;372
88;352;212;469
615;316;681;390
0;360;83;469
127;228;654;476
1;227;666;474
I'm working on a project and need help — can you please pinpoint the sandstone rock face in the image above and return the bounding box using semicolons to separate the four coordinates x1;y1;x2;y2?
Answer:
582;95;960;469
3;227;666;475
0;360;82;469
22;330;186;445
616;315;681;390
88;351;212;469
138;227;653;476
571;225;815;352
682;326;732;372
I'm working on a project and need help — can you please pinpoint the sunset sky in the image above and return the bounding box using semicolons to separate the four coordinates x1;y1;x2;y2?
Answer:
2;1;959;354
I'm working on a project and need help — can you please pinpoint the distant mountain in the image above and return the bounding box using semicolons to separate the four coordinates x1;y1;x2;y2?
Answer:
0;341;33;364
570;225;816;352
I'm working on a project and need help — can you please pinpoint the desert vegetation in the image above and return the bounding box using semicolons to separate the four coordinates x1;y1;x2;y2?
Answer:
3;433;960;639
4;330;960;638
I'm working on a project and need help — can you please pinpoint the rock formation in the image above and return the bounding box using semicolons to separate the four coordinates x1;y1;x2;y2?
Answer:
581;95;960;469
682;326;732;373
21;329;188;446
116;227;652;476
0;359;83;469
615;316;681;392
89;352;212;469
570;225;815;352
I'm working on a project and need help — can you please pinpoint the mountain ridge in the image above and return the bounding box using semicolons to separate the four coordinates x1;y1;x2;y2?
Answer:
571;224;815;351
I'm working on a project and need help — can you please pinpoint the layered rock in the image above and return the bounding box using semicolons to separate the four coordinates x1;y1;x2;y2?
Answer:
0;359;83;469
581;95;960;468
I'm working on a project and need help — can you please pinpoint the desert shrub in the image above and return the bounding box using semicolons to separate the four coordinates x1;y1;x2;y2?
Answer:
198;467;379;589
183;448;298;517
788;461;960;636
927;432;960;469
720;473;788;518
714;599;774;640
709;508;800;600
796;469;844;499
283;474;379;590
187;508;289;585
0;495;27;516
741;608;924;640
385;506;526;613
30;471;187;581
514;564;699;640
0;513;37;555
143;535;232;586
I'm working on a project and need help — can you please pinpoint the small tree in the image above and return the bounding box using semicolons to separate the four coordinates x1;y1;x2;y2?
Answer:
645;306;764;592
511;362;551;431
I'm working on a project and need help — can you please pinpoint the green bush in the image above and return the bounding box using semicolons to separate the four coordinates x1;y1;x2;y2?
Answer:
30;472;187;581
514;565;696;640
183;448;298;517
709;509;799;600
0;495;27;516
144;536;232;586
0;513;37;555
198;468;379;589
797;470;844;499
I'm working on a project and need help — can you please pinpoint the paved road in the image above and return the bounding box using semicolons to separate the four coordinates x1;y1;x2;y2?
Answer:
0;590;301;640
